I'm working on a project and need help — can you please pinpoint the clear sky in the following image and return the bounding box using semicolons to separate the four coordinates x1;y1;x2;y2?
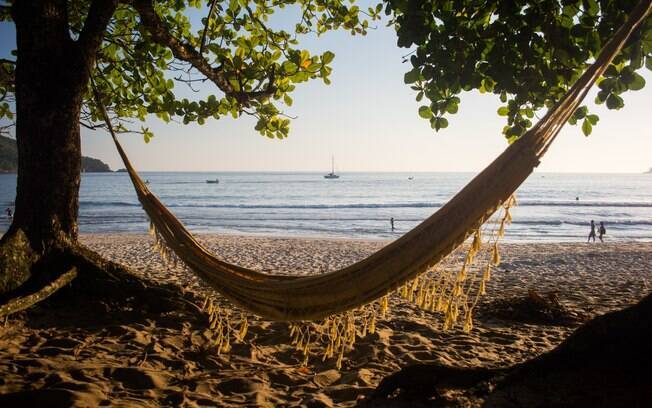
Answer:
1;3;651;173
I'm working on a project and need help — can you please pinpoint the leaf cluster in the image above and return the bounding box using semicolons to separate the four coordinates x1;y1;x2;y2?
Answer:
86;0;378;141
387;0;651;139
1;0;379;141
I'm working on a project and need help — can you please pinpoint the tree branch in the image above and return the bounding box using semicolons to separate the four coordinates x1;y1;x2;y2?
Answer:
77;0;118;61
132;0;276;106
199;0;219;55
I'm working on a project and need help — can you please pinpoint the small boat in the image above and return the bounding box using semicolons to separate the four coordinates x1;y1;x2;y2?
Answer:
407;176;414;180
206;179;219;184
324;156;340;179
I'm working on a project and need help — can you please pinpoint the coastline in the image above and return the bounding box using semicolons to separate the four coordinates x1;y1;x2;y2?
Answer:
1;234;651;406
4;171;652;242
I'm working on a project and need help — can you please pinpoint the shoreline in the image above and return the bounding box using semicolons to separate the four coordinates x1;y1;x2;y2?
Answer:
81;231;395;244
79;231;652;244
2;235;651;406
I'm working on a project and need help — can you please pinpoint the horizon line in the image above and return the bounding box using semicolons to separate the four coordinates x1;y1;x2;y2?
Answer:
91;169;651;174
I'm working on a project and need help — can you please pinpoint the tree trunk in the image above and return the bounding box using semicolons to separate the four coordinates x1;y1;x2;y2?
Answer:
11;0;87;245
0;0;91;293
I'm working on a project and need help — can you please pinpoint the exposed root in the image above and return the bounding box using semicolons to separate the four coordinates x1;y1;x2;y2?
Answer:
0;267;77;318
360;364;502;406
483;291;652;407
0;231;201;321
364;291;652;407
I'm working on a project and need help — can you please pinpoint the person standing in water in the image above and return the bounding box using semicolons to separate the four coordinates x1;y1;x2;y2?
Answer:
587;220;596;242
598;222;606;242
390;217;395;231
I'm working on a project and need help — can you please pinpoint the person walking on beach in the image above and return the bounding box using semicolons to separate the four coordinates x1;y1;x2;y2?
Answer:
390;217;395;232
5;207;12;218
598;222;606;242
587;220;596;242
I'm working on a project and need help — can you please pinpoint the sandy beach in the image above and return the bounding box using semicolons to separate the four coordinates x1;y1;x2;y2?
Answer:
1;234;651;407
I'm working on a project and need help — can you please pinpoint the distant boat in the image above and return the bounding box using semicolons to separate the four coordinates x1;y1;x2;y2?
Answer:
206;179;219;184
408;176;414;180
645;167;652;174
324;156;339;179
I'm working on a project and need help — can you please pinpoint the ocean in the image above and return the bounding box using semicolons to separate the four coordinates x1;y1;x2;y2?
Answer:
0;172;650;242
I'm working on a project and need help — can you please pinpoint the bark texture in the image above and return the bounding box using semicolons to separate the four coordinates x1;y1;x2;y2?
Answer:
10;0;85;248
0;0;115;294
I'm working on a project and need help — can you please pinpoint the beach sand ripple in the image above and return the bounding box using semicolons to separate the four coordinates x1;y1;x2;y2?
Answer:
1;234;651;407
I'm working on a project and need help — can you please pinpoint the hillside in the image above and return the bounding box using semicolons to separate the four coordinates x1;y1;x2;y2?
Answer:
0;136;111;172
81;156;111;173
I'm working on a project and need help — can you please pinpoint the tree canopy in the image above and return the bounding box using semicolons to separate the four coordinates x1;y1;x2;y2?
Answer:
387;0;652;139
1;1;650;142
0;0;383;140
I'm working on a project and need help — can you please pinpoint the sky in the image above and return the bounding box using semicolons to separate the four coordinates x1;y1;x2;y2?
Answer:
1;3;651;173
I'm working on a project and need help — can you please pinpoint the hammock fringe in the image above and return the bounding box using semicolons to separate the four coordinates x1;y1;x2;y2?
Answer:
90;0;650;365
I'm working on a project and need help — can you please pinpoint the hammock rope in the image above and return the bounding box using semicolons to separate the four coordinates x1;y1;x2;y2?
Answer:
95;0;650;330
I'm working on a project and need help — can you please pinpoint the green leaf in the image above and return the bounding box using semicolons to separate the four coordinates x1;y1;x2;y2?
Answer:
497;106;509;116
595;89;609;104
321;51;335;64
628;72;646;91
418;105;433;119
574;106;588;119
606;94;624;110
586;114;599;125
581;118;592;136
404;68;421;84
430;116;449;131
142;127;154;143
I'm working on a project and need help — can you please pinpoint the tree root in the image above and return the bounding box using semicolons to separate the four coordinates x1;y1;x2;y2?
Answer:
482;290;652;407
361;364;503;406
0;231;202;321
0;267;77;318
363;291;652;407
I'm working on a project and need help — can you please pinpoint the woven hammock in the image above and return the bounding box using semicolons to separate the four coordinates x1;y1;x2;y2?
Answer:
99;0;650;328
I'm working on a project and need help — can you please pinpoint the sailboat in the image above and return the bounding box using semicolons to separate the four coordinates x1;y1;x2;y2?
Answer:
324;156;339;179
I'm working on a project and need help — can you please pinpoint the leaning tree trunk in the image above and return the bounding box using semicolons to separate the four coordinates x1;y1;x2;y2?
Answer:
0;0;108;295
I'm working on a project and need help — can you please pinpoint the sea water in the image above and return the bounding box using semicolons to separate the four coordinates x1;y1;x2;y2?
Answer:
0;172;650;242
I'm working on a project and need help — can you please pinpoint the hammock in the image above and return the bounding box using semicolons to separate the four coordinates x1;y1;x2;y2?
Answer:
99;0;650;325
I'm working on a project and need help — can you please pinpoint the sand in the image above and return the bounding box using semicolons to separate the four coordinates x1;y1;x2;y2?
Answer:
1;234;651;407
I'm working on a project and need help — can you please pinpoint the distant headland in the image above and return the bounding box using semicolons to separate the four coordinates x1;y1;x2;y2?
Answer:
0;135;112;173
